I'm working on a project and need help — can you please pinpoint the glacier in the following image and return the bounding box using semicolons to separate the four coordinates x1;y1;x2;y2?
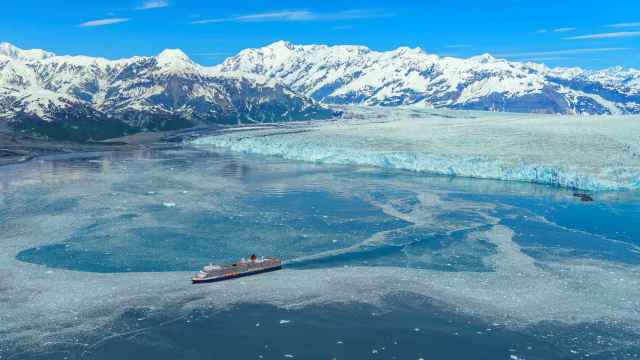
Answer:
192;106;640;191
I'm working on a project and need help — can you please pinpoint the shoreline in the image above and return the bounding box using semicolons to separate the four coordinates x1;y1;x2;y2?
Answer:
0;126;220;167
0;122;300;167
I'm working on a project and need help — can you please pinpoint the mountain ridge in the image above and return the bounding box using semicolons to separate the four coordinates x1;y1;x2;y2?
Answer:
2;40;640;141
215;40;640;115
0;42;335;141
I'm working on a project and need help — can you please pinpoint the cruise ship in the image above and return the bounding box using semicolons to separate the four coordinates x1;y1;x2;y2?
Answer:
192;255;282;284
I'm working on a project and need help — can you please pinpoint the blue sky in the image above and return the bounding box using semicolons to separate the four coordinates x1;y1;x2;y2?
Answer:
2;0;640;69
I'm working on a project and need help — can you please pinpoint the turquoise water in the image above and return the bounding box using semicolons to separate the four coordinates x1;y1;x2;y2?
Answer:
1;146;639;359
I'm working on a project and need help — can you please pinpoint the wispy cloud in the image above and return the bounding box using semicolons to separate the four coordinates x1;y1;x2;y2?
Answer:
526;57;572;62
565;31;640;40
213;11;313;23
137;0;169;10
495;47;632;58
79;18;130;27
536;29;548;34
191;9;394;24
553;27;576;33
446;44;472;49
607;22;640;28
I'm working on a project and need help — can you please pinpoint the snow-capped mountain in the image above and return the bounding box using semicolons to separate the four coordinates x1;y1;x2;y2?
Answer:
0;42;334;141
3;40;640;141
215;41;640;115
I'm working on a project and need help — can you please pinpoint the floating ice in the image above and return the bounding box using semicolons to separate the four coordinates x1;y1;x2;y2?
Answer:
2;144;640;356
192;106;640;191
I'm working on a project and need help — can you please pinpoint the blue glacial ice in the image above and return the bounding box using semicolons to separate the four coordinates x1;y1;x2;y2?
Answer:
192;106;640;191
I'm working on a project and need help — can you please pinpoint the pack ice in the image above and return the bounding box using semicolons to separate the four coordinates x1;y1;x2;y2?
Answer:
2;143;640;356
192;106;640;191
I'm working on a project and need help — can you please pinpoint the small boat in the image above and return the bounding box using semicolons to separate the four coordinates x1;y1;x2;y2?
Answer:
192;255;282;284
573;192;594;202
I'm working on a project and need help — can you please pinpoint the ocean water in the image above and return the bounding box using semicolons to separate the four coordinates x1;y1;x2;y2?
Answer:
1;145;639;359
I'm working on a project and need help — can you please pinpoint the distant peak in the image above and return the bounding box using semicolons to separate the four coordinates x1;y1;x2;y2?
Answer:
393;46;424;54
470;53;497;63
268;40;295;50
603;65;625;73
0;42;17;51
156;49;192;63
0;42;55;60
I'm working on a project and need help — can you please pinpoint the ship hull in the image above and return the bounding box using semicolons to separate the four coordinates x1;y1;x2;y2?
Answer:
192;265;282;284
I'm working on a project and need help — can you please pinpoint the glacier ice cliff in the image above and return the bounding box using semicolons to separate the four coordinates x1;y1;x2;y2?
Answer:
193;107;640;191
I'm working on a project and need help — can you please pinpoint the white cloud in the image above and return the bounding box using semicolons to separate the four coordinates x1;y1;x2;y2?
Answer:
565;31;640;40
446;44;472;49
192;11;312;24
137;0;169;10
325;9;394;21
607;22;640;28
553;27;576;33
192;9;394;24
525;57;571;62
495;47;632;58
536;29;548;34
79;18;130;27
239;11;314;22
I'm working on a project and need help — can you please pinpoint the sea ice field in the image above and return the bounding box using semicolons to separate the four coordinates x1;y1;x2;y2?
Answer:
1;107;640;359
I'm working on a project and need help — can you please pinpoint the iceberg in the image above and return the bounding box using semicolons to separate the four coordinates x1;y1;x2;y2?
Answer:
192;106;640;191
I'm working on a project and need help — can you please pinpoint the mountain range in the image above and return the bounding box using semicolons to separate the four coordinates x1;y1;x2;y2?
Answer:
1;40;639;141
0;42;334;141
216;41;640;115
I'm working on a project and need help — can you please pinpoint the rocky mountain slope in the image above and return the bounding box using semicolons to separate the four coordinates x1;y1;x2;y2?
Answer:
215;41;640;115
0;43;335;141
